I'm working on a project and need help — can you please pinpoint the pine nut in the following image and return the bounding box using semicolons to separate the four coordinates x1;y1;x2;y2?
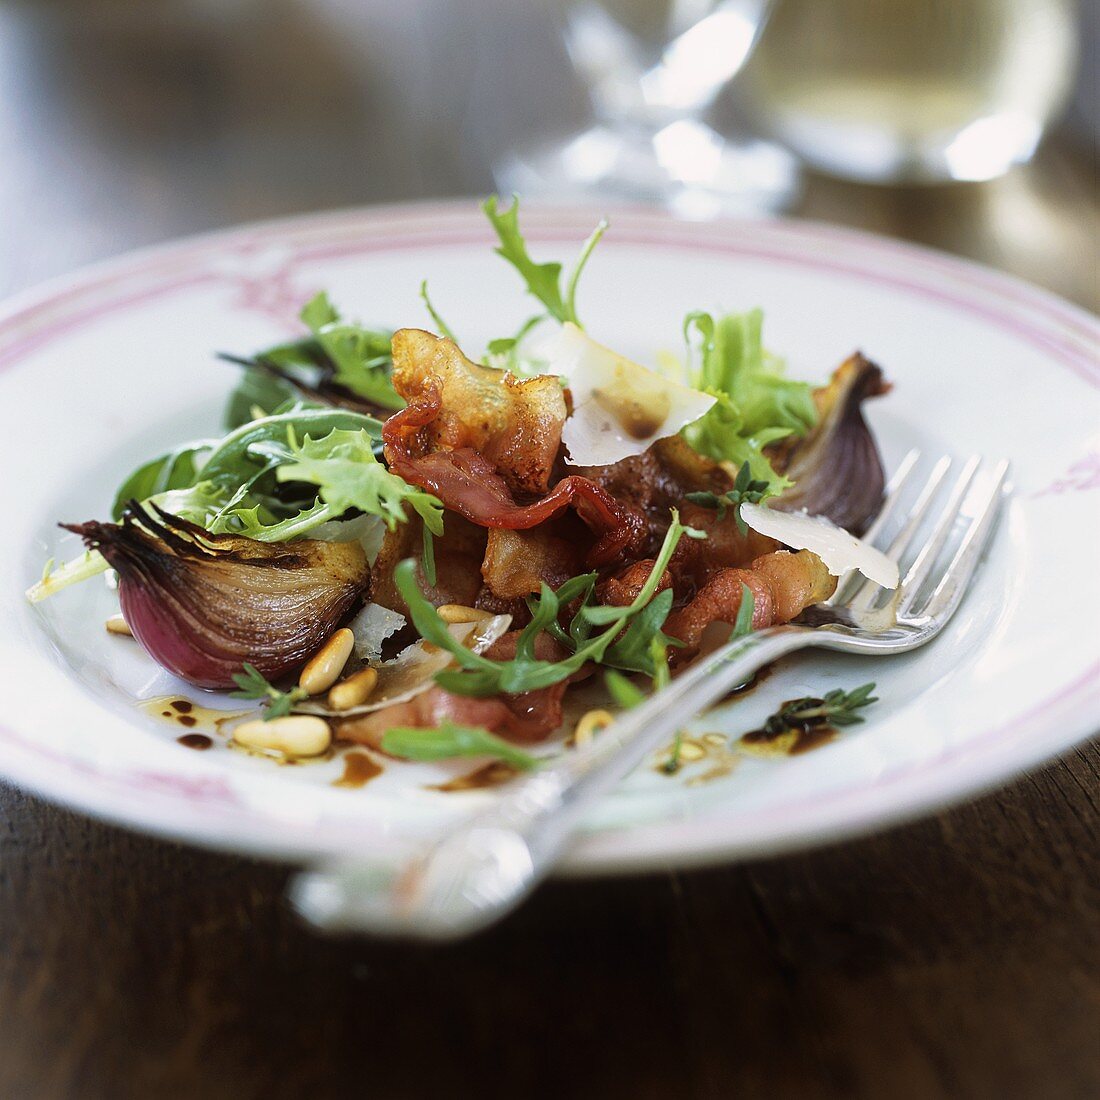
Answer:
702;733;727;747
299;628;355;695
435;604;484;624
233;715;332;758
678;738;706;762
105;614;133;636
328;667;379;711
573;709;614;748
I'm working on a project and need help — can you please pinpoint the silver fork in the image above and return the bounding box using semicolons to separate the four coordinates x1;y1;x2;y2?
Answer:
291;452;1010;939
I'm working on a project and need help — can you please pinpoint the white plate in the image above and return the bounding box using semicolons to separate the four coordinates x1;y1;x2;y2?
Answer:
1;202;1097;874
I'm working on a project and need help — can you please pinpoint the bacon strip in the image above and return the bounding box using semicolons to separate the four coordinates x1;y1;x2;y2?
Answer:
664;550;836;656
482;523;584;599
336;633;586;746
390;328;566;494
597;549;836;660
334;682;572;747
383;384;646;566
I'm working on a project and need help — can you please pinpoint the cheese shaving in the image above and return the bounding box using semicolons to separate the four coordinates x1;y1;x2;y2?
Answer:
538;323;715;467
740;502;899;589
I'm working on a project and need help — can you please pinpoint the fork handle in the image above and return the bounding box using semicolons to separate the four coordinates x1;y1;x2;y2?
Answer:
292;626;810;939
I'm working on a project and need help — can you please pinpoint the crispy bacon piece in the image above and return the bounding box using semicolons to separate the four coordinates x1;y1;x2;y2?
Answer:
390;328;566;494
481;521;584;599
597;549;835;659
573;436;731;547
370;514;486;615
664;551;836;656
383;346;647;567
673;501;779;577
335;682;570;746
598;559;672;607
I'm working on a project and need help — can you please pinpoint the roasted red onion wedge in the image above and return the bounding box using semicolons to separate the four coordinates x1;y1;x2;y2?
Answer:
770;353;891;534
64;503;370;690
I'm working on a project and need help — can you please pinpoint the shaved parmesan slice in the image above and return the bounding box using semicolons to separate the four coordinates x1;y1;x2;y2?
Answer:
740;502;899;589
539;323;715;467
348;602;407;662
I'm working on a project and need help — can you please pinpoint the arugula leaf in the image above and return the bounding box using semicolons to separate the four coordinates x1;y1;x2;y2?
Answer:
731;583;756;638
221;498;336;543
147;480;231;527
299;291;404;410
382;720;540;770
681;309;817;491
419;280;458;343
565;217;608;326
421;524;437;586
604;669;646;709
198;407;382;493
483;195;567;321
603;588;682;674
221;293;401;423
482;195;607;329
276;427;444;534
397;510;703;698
485;314;548;374
223;366;299;430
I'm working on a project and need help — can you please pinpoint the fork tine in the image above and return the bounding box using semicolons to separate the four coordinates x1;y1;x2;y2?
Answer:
898;455;982;614
825;448;922;606
862;448;922;544
843;454;953;611
919;460;1010;622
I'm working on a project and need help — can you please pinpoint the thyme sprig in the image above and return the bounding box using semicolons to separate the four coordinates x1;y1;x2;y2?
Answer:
230;663;308;720
762;682;878;735
685;461;772;535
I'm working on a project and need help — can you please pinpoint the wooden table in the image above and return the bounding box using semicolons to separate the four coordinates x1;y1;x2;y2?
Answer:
1;6;1096;1097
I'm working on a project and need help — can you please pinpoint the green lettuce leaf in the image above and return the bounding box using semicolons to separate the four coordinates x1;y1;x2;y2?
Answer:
111;439;218;520
299;291;403;410
223;367;299;429
276;427;443;534
681;309;817;491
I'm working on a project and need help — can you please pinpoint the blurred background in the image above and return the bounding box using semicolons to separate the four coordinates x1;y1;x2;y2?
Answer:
0;0;1095;309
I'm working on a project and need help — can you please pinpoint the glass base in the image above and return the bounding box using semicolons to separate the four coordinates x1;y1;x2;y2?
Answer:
494;120;801;219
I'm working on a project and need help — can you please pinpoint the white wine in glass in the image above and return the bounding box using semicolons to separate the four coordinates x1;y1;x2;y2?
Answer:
742;0;1078;183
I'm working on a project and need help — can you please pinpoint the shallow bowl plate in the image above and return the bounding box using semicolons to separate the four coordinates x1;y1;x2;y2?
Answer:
1;202;1097;873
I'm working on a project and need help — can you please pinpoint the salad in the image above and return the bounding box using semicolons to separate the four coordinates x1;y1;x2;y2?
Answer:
28;197;897;772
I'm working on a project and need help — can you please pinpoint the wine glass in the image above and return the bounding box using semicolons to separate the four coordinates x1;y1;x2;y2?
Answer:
494;0;799;217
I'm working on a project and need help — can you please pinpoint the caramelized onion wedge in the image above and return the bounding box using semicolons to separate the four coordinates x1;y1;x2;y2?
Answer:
64;503;370;690
770;353;890;534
